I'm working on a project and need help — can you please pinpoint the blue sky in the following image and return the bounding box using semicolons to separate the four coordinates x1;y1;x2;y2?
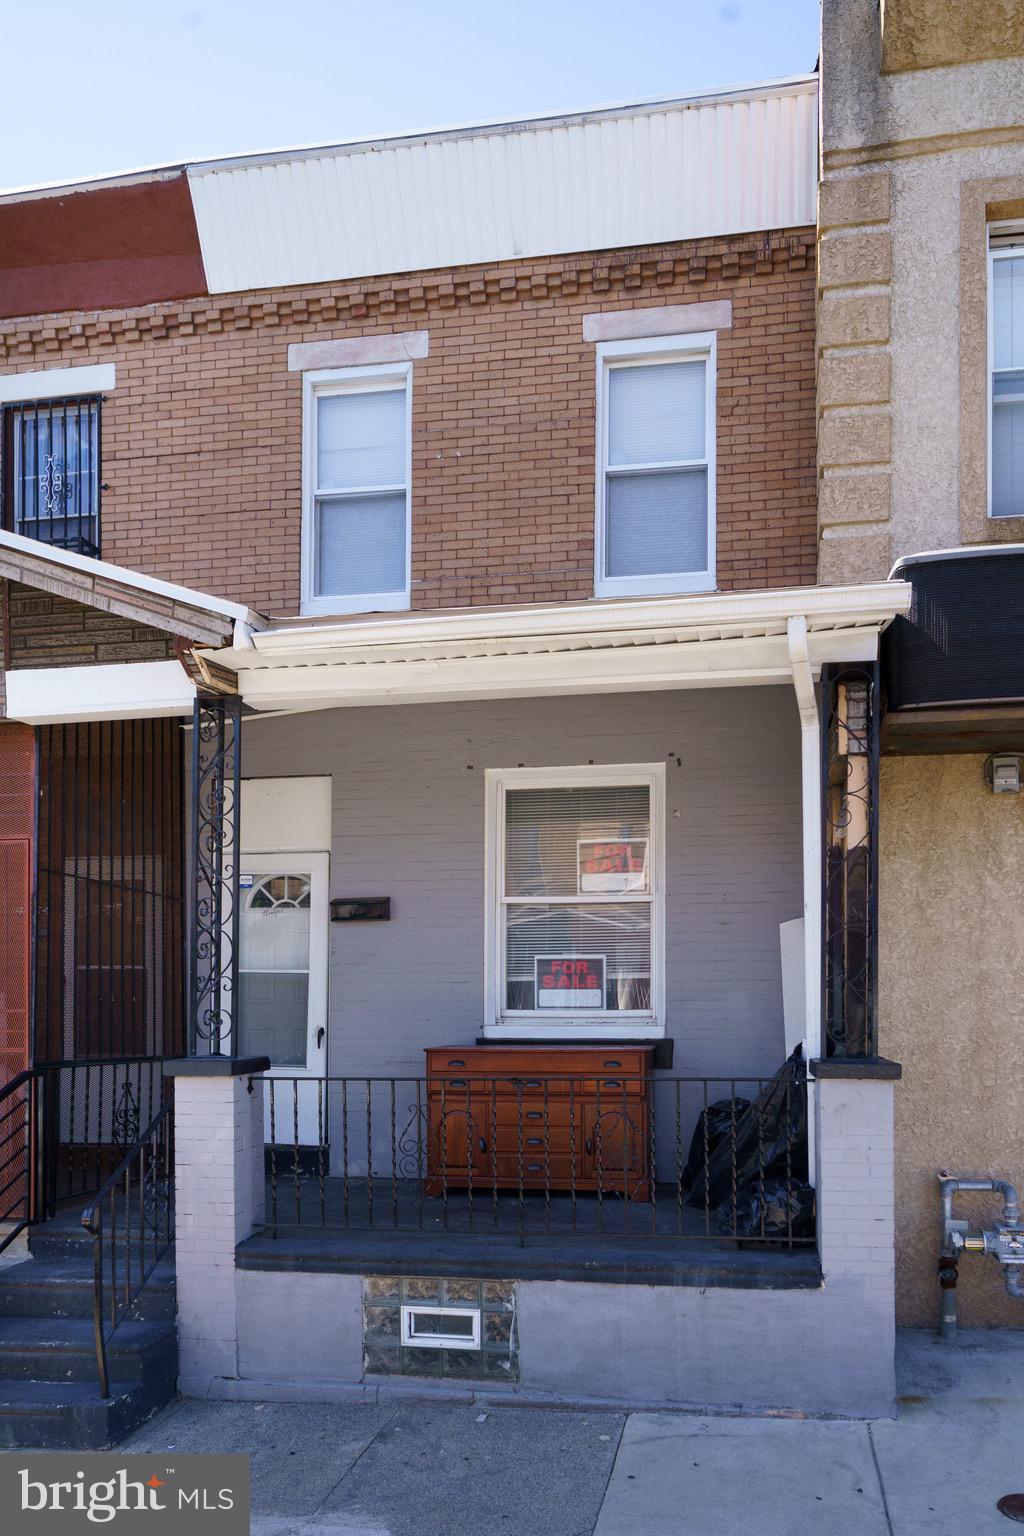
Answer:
1;0;819;191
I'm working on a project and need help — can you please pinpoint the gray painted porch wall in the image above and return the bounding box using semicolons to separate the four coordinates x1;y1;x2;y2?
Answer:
239;687;802;1080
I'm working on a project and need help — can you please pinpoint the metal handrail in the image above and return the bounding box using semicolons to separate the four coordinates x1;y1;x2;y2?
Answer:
81;1103;174;1399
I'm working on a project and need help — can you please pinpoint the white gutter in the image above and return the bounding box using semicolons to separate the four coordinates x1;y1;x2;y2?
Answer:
786;615;822;1071
0;528;265;630
252;582;910;659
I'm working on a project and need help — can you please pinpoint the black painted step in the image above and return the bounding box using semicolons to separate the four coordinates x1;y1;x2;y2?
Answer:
0;1317;176;1386
0;1258;175;1322
0;1377;174;1450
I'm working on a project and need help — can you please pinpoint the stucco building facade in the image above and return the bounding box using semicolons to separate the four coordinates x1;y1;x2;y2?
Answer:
819;0;1024;1327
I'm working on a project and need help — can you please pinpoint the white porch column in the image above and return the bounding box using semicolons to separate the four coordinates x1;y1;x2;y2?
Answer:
165;1057;268;1396
786;615;822;1065
813;1064;900;1415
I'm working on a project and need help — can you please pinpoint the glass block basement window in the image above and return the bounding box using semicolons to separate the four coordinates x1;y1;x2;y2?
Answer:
503;784;652;1014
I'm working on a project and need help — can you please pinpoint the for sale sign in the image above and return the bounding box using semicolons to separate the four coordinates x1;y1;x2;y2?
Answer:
577;839;648;893
535;955;606;1009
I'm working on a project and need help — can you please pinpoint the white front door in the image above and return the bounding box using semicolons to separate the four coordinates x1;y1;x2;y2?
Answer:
237;852;329;1146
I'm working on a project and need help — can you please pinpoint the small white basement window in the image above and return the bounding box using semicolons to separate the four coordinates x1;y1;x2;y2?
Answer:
989;226;1024;519
400;1305;481;1350
595;332;716;598
485;765;665;1039
302;362;412;615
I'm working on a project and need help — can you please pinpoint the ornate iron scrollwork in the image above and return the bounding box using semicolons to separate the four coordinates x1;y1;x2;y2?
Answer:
112;1078;140;1151
822;663;880;1058
189;695;242;1054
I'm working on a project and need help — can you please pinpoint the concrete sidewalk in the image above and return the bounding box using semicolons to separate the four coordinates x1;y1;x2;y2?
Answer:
119;1329;1024;1536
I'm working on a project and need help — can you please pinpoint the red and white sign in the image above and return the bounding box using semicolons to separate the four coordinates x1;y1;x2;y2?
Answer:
535;955;606;1009
577;838;648;893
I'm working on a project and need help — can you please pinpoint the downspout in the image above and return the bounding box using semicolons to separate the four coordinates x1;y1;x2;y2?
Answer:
787;615;822;1067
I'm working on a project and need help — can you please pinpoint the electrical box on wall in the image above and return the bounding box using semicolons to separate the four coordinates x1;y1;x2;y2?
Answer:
330;897;391;922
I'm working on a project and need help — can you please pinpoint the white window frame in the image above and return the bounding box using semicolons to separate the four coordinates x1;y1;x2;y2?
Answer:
594;331;717;599
987;223;1024;521
300;361;412;616
483;763;666;1041
399;1305;482;1350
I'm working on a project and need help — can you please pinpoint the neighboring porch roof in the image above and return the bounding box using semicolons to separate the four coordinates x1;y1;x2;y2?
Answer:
208;582;912;712
0;529;265;648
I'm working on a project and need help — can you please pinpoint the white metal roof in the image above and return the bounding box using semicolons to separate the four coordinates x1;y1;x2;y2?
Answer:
206;582;909;713
188;76;818;295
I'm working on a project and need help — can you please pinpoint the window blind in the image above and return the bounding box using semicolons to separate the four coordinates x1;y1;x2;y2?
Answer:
316;388;406;490
608;359;705;465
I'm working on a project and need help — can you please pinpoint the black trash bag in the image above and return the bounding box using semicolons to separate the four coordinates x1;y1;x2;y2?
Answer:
715;1179;816;1240
684;1048;808;1212
682;1098;752;1194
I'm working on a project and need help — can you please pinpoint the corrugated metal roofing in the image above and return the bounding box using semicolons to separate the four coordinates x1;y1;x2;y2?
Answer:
188;77;818;296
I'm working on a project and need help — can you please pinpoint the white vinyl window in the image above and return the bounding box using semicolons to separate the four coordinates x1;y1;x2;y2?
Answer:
484;765;665;1040
301;363;412;615
595;332;716;598
990;228;1024;520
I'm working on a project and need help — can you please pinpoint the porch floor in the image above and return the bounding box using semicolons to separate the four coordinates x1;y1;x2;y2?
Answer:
246;1176;820;1290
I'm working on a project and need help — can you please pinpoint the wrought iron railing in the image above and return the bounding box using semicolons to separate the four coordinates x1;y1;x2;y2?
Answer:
0;1070;38;1254
36;1056;170;1212
259;1065;813;1250
821;662;881;1057
81;1102;174;1398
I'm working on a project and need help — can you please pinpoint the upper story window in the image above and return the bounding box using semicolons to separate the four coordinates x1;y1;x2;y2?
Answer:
485;765;665;1039
302;363;411;615
1;396;101;557
989;226;1024;519
595;332;716;599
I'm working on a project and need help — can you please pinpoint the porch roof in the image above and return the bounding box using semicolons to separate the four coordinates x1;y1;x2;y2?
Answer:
212;581;911;711
0;529;265;647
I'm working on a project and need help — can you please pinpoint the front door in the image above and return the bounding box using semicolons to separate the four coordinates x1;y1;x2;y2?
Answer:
237;853;329;1146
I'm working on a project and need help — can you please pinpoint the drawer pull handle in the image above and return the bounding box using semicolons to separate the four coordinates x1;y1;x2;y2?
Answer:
526;1137;542;1147
447;1059;466;1067
586;1139;593;1156
524;1079;542;1089
479;1138;487;1154
525;1110;543;1120
602;1079;622;1089
603;1059;622;1068
526;1163;543;1173
447;1079;467;1088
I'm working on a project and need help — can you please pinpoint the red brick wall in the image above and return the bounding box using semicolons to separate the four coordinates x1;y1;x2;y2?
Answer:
0;231;817;616
0;723;34;1081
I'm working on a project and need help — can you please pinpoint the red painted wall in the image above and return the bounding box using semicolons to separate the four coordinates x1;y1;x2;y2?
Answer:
0;173;207;320
0;723;34;1082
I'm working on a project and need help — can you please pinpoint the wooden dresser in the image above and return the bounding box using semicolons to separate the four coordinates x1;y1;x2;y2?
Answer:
424;1045;653;1198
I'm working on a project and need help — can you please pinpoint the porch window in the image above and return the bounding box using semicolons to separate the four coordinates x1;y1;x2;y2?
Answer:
302;363;411;615
485;765;665;1038
990;226;1024;518
595;332;716;598
2;396;101;556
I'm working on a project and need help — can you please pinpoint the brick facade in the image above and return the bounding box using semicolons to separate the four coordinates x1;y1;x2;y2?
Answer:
0;231;817;616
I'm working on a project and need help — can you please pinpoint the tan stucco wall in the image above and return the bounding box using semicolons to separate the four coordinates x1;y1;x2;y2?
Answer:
818;0;1024;585
881;0;1024;75
880;754;1024;1327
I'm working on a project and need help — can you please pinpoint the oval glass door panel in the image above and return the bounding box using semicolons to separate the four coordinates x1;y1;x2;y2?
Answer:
238;873;311;1065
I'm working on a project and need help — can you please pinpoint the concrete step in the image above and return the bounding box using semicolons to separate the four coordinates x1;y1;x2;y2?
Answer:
0;1317;176;1387
0;1258;175;1323
0;1377;175;1450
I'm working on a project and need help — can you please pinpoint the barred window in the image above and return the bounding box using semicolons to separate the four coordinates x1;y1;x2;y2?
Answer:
3;396;101;556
